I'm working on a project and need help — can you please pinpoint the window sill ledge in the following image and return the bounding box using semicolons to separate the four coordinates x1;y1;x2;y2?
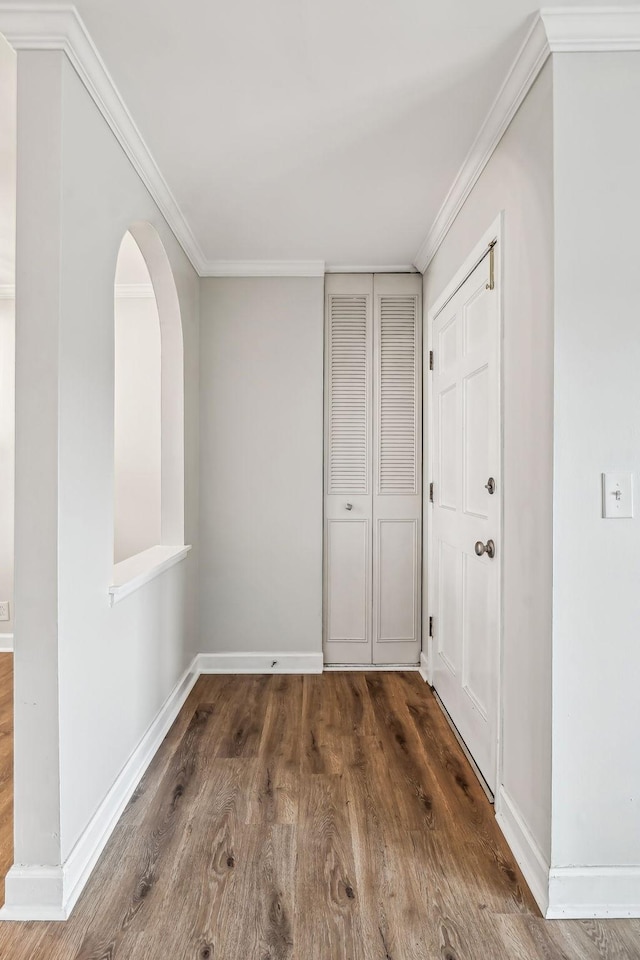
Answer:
109;544;192;606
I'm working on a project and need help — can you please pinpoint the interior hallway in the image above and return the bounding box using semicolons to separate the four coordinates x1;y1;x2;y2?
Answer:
0;670;638;959
0;653;12;908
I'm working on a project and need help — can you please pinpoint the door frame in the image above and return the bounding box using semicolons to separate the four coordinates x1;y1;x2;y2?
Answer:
423;212;504;796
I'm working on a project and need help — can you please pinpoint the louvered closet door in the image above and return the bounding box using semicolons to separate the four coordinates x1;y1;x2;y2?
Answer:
373;274;422;665
324;273;421;666
324;274;373;665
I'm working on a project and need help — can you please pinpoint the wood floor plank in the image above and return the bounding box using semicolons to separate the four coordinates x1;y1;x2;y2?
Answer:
1;667;640;959
150;757;254;959
345;737;440;959
212;675;272;759
301;674;347;775
295;773;364;960
214;824;295;959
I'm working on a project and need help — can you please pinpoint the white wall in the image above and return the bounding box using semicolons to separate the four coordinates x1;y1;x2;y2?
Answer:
114;259;162;563
13;48;199;880
424;62;554;866
551;52;640;876
0;35;15;638
199;277;323;655
0;300;14;637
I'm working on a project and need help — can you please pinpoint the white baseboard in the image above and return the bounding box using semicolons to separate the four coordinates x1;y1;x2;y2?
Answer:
0;656;199;922
0;867;66;920
495;786;550;916
196;652;323;674
323;663;419;672
0;633;13;652
418;651;429;683
547;866;640;919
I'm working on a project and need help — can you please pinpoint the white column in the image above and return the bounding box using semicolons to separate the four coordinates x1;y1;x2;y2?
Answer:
7;49;65;917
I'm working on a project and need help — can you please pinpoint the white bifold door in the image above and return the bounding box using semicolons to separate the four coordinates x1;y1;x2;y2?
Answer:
324;273;422;666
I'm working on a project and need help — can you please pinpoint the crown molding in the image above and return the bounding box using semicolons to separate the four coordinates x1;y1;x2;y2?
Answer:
203;260;325;277
414;6;640;273
325;264;418;274
0;3;208;275
413;14;550;273
541;6;640;52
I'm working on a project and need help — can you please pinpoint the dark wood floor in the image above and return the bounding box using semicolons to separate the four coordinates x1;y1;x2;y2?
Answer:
1;669;639;958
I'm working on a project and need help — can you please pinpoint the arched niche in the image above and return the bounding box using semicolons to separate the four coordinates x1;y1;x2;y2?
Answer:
113;222;184;561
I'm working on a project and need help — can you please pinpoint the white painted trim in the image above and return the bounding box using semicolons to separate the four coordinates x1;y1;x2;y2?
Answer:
0;4;207;274
0;656;200;921
114;282;155;299
325;264;418;274
323;663;419;672
0;633;13;652
495;787;550;916
414;7;640;272
109;544;191;606
547;866;640;919
0;867;66;921
196;652;323;674
202;260;325;278
541;6;640;52
414;16;548;272
418;651;429;683
0;285;14;299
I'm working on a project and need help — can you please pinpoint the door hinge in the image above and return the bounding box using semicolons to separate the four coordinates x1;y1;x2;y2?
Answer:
429;616;434;638
429;350;434;371
429;482;434;502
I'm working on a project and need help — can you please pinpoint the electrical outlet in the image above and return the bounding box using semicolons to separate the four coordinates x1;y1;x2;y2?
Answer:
0;602;9;622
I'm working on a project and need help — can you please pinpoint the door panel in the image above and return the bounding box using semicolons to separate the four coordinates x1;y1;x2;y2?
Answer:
327;519;370;642
463;365;489;518
438;539;460;677
376;518;418;641
430;248;500;792
462;550;490;718
439;385;458;510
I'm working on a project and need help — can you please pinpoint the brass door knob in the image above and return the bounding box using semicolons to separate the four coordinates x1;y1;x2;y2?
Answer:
474;539;495;559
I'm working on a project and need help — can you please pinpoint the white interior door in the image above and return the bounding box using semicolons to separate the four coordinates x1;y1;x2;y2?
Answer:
324;275;373;665
324;273;421;667
373;274;421;665
430;248;500;792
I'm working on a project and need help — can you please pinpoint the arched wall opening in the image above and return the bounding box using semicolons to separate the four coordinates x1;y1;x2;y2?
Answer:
113;222;185;567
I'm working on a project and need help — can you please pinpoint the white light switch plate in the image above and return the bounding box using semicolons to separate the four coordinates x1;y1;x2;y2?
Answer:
602;473;634;519
0;602;8;622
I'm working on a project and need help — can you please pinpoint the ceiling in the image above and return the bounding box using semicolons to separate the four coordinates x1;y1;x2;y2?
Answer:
1;1;633;271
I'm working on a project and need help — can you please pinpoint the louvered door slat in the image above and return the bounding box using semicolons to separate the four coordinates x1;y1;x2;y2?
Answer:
377;295;418;495
328;295;370;494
